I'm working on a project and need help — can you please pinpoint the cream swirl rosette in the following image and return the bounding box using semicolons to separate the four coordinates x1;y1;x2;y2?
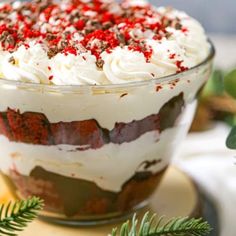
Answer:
1;43;50;84
146;39;188;76
158;7;210;64
49;52;105;85
101;47;162;84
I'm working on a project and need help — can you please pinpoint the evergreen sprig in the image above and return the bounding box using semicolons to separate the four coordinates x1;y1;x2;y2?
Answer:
109;212;212;236
0;198;212;236
0;197;44;236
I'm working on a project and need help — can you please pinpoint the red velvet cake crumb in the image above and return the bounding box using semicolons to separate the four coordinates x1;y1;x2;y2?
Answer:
0;94;184;149
176;60;188;73
0;0;190;63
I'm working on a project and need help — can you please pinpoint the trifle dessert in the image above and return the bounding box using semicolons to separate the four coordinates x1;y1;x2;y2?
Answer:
0;0;214;223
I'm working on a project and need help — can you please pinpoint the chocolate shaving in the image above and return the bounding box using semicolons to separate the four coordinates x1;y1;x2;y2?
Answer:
116;33;126;45
84;20;103;32
35;0;53;12
0;0;192;62
46;33;57;41
165;32;172;39
175;22;182;30
100;41;108;51
84;29;93;35
91;20;101;27
8;56;16;65
96;59;104;69
162;18;172;27
69;12;81;23
47;47;59;58
6;35;15;45
58;40;68;50
102;22;112;30
5;35;16;50
0;31;9;42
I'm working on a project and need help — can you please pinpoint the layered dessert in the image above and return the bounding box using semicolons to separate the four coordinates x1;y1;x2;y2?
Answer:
0;0;213;221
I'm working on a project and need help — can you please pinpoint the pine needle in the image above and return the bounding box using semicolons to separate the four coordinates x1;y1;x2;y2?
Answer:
109;212;212;236
0;197;44;236
0;199;211;236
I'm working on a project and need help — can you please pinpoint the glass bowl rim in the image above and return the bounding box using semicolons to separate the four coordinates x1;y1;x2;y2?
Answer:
0;40;215;93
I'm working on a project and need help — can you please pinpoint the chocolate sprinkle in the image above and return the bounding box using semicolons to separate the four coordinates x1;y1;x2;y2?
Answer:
8;56;16;65
0;0;190;64
96;59;104;69
47;47;59;58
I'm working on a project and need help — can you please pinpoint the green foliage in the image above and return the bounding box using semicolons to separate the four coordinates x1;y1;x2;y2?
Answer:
109;212;212;236
224;115;236;127
224;69;236;99
0;199;212;236
202;69;224;97
223;69;236;149
226;125;236;149
0;197;44;236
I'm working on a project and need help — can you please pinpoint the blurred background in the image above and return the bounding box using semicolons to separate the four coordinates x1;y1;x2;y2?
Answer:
149;0;236;69
150;0;236;34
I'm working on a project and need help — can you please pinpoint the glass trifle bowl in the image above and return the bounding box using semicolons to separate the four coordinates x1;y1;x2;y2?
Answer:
0;43;214;224
0;0;214;225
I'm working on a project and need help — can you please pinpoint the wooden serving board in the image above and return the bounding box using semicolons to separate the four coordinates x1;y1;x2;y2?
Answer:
0;167;199;236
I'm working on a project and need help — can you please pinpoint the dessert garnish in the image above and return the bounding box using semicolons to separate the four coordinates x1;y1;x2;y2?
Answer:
0;0;210;85
0;0;179;59
0;197;43;236
110;212;212;236
0;197;211;236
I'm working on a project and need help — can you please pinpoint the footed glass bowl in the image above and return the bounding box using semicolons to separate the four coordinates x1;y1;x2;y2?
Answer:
0;42;214;225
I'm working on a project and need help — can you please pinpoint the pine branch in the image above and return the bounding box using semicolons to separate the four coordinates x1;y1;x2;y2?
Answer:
109;212;212;236
0;198;212;236
0;197;44;236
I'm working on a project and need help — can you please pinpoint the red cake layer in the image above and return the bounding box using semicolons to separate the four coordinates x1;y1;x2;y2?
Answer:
0;93;184;149
5;165;167;217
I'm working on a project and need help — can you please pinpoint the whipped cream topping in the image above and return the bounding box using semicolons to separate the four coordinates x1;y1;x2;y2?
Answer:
49;52;106;85
122;0;149;7
1;42;50;84
0;0;210;85
101;47;161;83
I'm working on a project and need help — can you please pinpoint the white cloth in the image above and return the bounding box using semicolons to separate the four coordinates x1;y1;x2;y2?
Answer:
175;123;236;236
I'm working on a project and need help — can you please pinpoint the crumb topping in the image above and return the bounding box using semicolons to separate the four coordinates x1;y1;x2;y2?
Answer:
0;0;210;85
0;0;190;64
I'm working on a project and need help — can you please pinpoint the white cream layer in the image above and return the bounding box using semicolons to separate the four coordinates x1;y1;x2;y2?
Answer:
0;128;179;192
0;64;209;130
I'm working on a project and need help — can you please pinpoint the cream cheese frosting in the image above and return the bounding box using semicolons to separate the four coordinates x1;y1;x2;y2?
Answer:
0;0;210;85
